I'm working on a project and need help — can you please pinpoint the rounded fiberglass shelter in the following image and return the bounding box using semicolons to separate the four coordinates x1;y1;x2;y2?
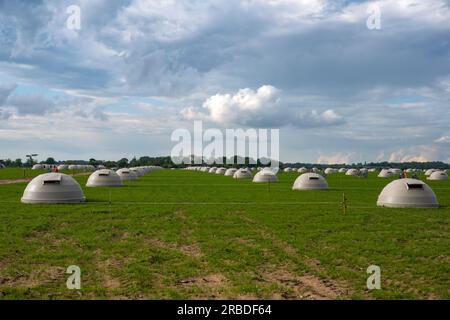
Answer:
233;168;252;179
86;169;123;187
215;167;227;175
252;169;278;183
116;168;138;181
130;167;145;177
378;169;394;178
346;169;359;176
224;168;237;176
428;171;449;181
292;173;328;190
21;173;85;204
377;178;439;208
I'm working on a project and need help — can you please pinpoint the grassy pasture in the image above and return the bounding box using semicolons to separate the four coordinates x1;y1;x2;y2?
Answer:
0;169;448;299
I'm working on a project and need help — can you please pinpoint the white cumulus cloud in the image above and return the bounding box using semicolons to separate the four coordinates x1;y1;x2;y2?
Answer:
317;152;354;164
386;145;449;163
434;136;450;143
203;85;280;123
180;85;344;128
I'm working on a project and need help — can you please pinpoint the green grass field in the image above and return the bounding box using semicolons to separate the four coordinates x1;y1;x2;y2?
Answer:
0;169;448;300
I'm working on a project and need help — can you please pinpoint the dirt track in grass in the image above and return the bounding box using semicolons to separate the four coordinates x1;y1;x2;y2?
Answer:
0;173;91;185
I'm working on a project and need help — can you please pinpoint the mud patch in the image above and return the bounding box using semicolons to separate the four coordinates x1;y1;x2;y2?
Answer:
304;256;321;267
236;293;259;300
0;266;66;288
175;273;229;299
93;249;124;291
147;238;203;258
179;273;227;286
96;258;122;290
260;268;346;300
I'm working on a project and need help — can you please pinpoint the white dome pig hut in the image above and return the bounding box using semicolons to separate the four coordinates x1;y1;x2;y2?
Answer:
116;168;138;181
86;169;123;187
377;179;439;208
292;173;328;190
252;169;278;183
428;171;449;181
233;169;253;179
21;173;85;204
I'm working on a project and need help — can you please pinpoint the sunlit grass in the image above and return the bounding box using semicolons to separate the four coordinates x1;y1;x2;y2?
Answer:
0;169;448;299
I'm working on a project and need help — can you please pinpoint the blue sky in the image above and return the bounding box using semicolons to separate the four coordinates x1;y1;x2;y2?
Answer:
0;0;449;163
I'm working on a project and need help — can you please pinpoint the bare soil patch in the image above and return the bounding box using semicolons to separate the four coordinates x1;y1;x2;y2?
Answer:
147;238;203;258
175;273;229;299
0;266;66;288
0;178;30;185
261;268;346;300
0;172;90;185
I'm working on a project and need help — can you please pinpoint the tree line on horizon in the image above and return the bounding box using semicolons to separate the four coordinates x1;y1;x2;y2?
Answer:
0;156;449;170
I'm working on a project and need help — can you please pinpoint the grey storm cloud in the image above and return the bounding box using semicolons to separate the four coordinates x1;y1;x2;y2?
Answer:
6;93;56;116
0;109;12;120
91;107;109;122
0;0;449;162
0;83;17;105
72;108;109;122
0;0;449;99
45;94;110;121
0;83;16;120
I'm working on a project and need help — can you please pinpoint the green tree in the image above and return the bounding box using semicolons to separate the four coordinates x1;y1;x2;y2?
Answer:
139;156;151;166
46;157;56;164
117;158;129;168
104;161;117;168
129;157;138;167
13;158;23;167
25;158;34;167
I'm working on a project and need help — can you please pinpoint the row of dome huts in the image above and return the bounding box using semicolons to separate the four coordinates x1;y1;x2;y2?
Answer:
184;166;447;208
285;167;448;177
20;166;163;204
185;166;449;180
18;164;447;208
32;164;102;171
28;164;449;181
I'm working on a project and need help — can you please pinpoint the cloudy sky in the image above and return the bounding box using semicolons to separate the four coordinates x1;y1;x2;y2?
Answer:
0;0;449;164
